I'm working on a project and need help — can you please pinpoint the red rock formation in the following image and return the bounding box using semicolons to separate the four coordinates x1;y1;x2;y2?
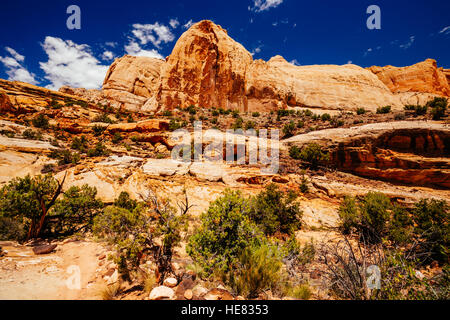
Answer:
367;59;450;97
156;20;253;112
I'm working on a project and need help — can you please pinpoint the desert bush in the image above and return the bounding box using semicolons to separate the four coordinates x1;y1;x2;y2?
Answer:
0;174;63;240
252;112;260;117
338;192;392;244
71;135;88;152
413;199;449;263
22;129;43;140
285;283;312;300
249;183;302;236
245;120;256;130
93;113;115;124
92;125;106;136
321;113;331;121
297;120;304;128
111;132;123;144
187;189;263;275
114;192;138;212
277;110;290;118
376;105;392;114
32;114;49;129
47;185;103;237
226;243;283;298
94;190;191;283
50;149;80;165
0;216;26;240
162;110;173;117
289;143;329;170
282;121;296;138
356;108;366;115
232;117;243;130
87;142;109;157
426;97;447;120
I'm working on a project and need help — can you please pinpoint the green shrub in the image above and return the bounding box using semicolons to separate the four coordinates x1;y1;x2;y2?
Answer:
413;199;449;263
0;216;26;240
226;243;283;298
49;185;103;237
338;192;392;243
32;114;49;129
92;125;106;136
297;120;304;128
93;113;115;124
186;105;197;115
338;196;359;235
49;149;80;165
282;121;296;138
162;110;173;117
71;136;88;152
212;110;220;117
245;121;256;130
285;284;312;300
114;192;137;211
22;129;42;140
277;110;290;118
252;112;260;117
376;105;392;114
87;142;109;157
232;117;243;130
187;189;263;275
111;132;123;144
321;113;331;121
427;97;447;120
249;184;302;236
289;143;329;170
356;108;366;115
94;191;190;283
0;174;100;240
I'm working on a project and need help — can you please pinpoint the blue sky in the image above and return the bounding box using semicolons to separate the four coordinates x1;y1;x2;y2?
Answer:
0;0;449;90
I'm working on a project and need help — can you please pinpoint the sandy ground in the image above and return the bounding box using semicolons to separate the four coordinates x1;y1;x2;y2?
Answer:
0;240;107;300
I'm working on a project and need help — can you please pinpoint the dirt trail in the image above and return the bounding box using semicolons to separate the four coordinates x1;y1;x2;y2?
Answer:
0;240;107;300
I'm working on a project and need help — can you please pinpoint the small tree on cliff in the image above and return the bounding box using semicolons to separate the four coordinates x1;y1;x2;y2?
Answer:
0;174;66;240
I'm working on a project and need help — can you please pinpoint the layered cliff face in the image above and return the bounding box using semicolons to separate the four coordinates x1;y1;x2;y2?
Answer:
246;56;402;112
0;79;85;114
56;21;448;113
367;59;450;105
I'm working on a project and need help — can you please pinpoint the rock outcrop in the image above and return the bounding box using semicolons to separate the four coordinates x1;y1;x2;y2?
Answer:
246;57;402;112
149;20;403;113
0;79;86;114
368;59;450;97
155;20;253;112
285;121;450;189
55;21;448;114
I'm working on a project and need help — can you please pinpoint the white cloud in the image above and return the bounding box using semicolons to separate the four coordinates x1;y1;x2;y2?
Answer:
251;44;263;56
399;36;415;49
105;42;118;48
364;48;373;57
0;47;38;84
124;41;164;59
101;50;115;61
39;36;109;90
289;59;300;66
250;0;283;12
169;18;180;29
5;47;25;62
131;23;175;49
439;26;450;34
183;20;194;29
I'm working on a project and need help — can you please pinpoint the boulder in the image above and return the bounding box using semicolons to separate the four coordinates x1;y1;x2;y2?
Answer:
163;277;178;288
184;289;193;300
204;288;234;301
149;286;175;300
32;244;57;255
106;119;169;133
